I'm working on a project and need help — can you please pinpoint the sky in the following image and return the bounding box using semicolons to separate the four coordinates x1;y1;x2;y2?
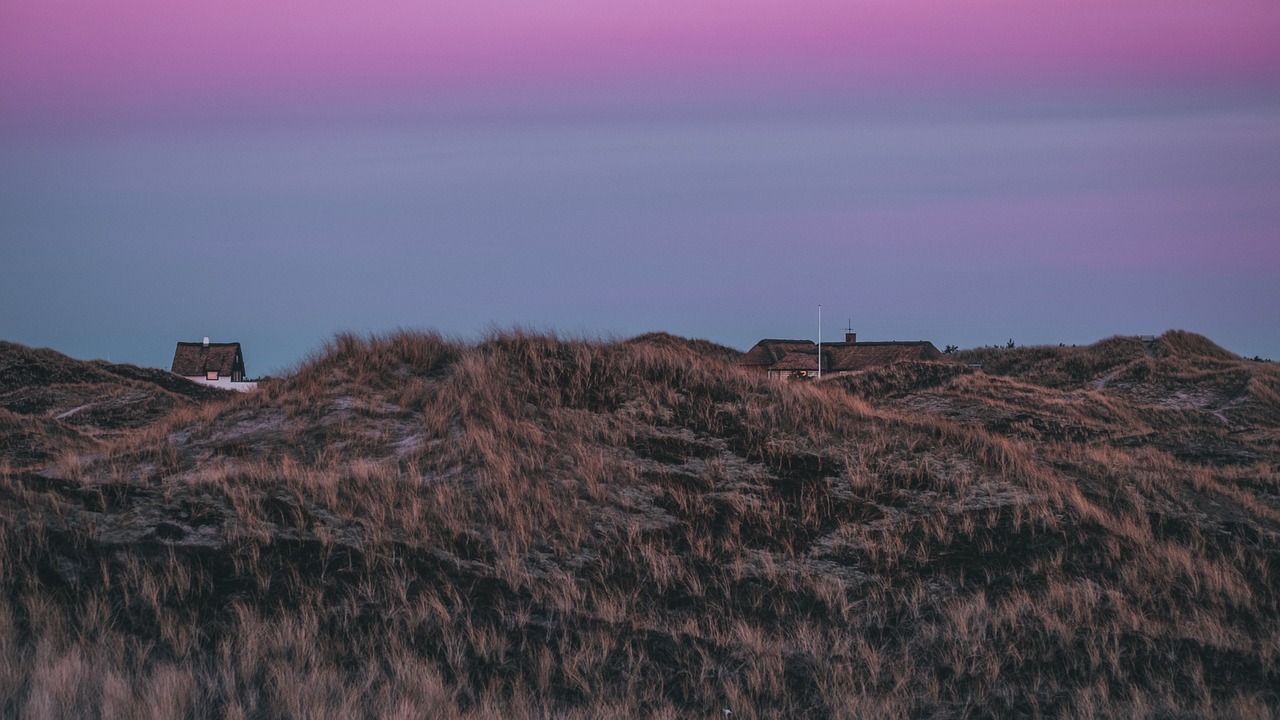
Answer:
2;0;1278;374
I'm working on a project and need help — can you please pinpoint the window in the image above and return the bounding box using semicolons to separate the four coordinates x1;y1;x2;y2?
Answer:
206;371;220;381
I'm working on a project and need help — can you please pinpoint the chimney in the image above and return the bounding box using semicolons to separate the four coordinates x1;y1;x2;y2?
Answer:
845;332;856;344
203;337;210;346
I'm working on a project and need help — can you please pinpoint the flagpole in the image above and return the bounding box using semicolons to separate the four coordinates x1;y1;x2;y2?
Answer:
817;304;822;379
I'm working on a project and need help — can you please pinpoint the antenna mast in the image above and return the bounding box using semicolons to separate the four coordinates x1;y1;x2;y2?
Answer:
817;304;822;380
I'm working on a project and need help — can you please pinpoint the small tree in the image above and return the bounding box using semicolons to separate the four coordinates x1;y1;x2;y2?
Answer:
1006;338;1016;349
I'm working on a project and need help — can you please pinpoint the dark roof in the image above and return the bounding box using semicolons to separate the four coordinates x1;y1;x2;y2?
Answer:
770;350;821;371
824;341;941;372
739;338;942;373
740;339;816;366
171;342;243;377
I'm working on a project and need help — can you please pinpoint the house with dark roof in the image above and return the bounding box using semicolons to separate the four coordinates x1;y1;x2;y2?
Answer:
740;332;944;379
171;338;256;391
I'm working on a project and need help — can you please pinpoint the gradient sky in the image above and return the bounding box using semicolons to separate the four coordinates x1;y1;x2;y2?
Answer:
2;0;1279;373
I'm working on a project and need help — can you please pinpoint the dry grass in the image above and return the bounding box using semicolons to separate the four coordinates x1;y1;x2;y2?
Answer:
1;329;1278;717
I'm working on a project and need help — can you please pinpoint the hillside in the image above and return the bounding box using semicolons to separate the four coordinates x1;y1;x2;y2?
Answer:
0;341;231;468
2;330;1279;718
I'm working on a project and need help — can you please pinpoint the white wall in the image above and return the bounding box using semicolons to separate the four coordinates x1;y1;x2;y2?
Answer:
183;376;258;392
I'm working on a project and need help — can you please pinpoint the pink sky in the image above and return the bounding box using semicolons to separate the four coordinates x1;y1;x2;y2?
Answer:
2;0;1278;367
3;0;1278;114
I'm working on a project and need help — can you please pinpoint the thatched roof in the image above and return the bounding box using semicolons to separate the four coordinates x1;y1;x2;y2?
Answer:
740;339;817;367
824;341;941;372
770;350;821;371
740;338;942;374
171;342;243;377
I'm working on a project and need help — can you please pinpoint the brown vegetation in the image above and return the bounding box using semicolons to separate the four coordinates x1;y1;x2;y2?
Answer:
1;329;1278;717
0;341;228;468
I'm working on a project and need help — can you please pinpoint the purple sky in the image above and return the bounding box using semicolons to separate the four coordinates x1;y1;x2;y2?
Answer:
2;0;1278;373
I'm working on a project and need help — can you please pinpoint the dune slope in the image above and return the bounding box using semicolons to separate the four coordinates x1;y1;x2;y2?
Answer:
2;330;1278;718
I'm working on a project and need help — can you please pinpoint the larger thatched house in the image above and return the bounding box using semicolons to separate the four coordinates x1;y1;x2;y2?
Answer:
740;332;943;379
171;338;256;391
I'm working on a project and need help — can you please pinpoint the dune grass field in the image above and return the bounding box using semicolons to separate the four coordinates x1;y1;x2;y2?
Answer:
1;329;1278;718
